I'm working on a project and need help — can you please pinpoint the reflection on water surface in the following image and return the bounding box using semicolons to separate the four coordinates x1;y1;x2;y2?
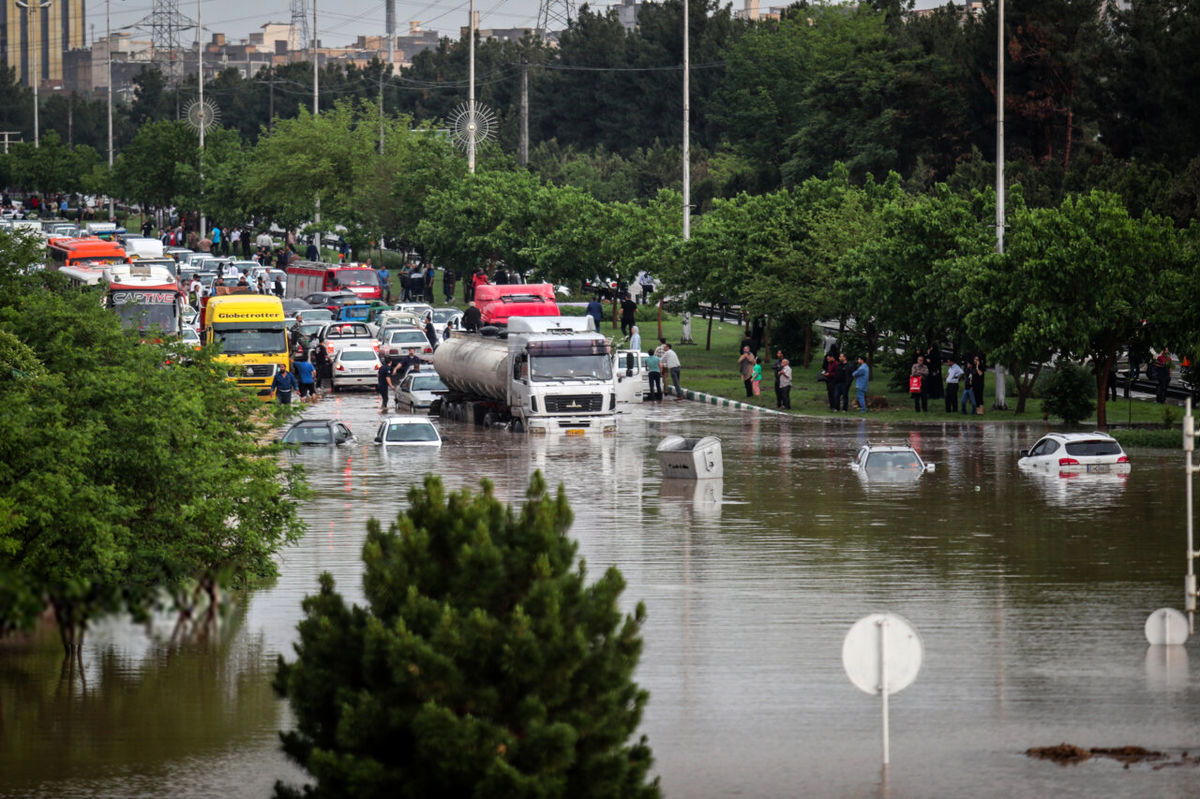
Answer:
2;396;1197;798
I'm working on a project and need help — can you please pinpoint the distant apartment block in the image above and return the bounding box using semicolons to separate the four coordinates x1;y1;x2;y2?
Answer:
1;0;86;88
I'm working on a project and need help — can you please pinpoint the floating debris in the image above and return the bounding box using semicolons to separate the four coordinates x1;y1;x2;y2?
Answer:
1027;744;1196;768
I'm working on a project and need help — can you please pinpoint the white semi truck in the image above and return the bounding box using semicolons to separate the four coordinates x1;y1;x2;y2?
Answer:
433;316;618;434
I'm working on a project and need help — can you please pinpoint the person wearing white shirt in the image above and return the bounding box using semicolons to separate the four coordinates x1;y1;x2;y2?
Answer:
629;326;641;352
944;356;964;413
660;343;682;399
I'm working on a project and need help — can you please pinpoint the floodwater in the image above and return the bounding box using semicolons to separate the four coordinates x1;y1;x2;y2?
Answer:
3;394;1199;798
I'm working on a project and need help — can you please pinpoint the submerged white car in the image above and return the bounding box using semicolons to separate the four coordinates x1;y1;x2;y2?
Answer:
374;415;442;446
851;443;935;480
1018;432;1130;475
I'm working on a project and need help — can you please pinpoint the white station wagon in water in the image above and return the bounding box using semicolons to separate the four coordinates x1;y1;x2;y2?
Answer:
851;443;935;481
1018;432;1131;476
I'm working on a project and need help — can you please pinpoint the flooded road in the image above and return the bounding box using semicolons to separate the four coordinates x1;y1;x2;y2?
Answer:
2;393;1198;798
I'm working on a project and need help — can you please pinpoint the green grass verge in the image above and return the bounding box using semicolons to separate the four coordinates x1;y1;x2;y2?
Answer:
1110;428;1183;449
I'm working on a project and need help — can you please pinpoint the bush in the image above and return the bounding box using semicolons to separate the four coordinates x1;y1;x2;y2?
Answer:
1110;428;1182;449
1041;362;1095;424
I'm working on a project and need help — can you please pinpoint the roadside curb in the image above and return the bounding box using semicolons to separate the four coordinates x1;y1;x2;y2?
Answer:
679;388;791;416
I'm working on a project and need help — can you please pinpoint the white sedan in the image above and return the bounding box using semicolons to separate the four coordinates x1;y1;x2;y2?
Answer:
330;344;381;392
374;415;441;446
1018;432;1131;475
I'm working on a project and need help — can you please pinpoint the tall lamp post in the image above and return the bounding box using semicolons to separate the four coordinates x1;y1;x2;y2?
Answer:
993;0;1008;410
16;0;52;148
681;0;690;241
106;0;113;220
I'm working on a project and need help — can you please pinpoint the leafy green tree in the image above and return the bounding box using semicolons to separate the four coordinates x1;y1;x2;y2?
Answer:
0;233;307;652
417;169;542;273
7;131;100;197
986;190;1190;427
275;473;659;799
110;120;198;212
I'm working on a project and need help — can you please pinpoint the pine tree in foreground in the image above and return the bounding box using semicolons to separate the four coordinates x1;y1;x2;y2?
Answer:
274;472;660;799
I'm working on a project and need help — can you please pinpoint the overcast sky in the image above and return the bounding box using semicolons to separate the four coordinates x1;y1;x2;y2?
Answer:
91;0;945;48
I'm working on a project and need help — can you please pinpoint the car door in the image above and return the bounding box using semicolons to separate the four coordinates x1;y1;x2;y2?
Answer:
397;375;415;408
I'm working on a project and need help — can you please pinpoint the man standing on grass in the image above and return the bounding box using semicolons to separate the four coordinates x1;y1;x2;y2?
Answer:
661;343;682;400
852;356;870;413
778;359;792;410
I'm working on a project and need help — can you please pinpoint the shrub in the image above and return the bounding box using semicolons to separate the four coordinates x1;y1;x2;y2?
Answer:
1041;362;1095;424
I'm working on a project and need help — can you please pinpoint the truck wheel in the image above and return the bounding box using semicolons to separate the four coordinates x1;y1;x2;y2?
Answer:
483;411;498;428
511;419;524;433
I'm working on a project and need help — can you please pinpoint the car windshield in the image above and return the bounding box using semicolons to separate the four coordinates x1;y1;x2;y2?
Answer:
432;309;458;324
283;425;332;444
1065;440;1123;456
215;328;288;355
530;354;613;382
389;331;428;345
864;451;922;470
339;350;377;362
384;422;439;442
411;375;447;391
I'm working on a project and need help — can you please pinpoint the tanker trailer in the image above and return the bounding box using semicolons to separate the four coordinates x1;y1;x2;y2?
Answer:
433;316;618;435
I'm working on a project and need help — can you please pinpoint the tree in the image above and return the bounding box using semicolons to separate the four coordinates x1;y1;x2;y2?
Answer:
275;473;659;799
984;190;1191;427
0;234;307;652
110;120;198;212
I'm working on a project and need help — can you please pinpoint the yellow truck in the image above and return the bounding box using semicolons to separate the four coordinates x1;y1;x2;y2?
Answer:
201;293;288;399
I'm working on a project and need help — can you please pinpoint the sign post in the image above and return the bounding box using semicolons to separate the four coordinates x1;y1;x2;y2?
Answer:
843;613;923;765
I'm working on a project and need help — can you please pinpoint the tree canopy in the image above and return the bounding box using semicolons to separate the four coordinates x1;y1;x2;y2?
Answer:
275;472;658;799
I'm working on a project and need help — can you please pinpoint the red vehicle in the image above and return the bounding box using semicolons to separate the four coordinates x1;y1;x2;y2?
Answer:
475;283;560;326
285;260;382;301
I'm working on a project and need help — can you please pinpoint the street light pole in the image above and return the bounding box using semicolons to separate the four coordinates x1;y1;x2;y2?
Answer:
993;0;1008;411
106;0;114;220
467;0;476;174
198;0;206;237
681;0;690;241
17;0;52;148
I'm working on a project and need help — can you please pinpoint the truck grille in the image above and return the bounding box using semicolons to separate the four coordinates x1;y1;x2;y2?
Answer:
245;364;276;377
544;394;604;413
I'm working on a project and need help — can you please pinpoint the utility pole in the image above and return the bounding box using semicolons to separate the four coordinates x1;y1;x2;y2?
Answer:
107;0;114;220
198;0;206;237
993;0;1007;411
467;0;476;174
519;58;528;166
17;0;52;148
681;0;690;240
313;0;320;232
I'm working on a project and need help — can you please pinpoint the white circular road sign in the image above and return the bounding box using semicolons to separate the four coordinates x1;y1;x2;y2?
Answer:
842;613;923;696
1144;607;1189;646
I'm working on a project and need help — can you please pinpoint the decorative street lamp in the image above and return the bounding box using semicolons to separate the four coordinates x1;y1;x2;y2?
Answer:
15;0;53;148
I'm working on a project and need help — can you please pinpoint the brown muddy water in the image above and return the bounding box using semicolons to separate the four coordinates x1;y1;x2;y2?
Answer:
2;393;1198;798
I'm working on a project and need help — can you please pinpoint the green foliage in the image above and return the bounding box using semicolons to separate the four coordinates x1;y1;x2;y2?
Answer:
0;232;307;650
275;473;659;799
1040;362;1096;424
1110;428;1181;449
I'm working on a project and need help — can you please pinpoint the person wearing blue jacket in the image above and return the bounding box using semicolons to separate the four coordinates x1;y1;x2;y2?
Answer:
585;298;604;332
852;356;870;413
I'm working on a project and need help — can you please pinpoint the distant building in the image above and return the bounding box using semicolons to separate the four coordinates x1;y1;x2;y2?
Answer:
1;0;87;88
610;0;642;30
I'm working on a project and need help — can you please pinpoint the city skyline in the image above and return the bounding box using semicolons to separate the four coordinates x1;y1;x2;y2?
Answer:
86;0;946;49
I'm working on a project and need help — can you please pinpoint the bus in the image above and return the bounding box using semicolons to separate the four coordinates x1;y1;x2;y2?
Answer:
285;260;382;301
47;237;130;269
57;261;183;335
104;263;183;336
